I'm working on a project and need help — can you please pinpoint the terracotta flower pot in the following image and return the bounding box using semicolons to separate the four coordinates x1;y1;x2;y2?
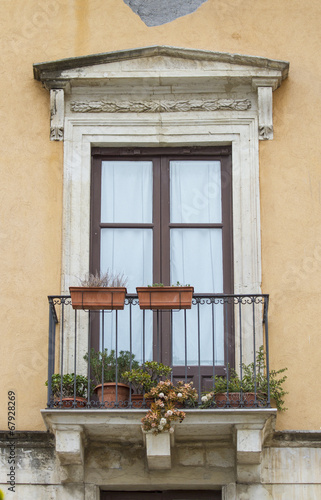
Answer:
136;286;194;310
129;394;154;408
55;397;87;408
94;382;130;408
69;287;127;310
215;392;258;408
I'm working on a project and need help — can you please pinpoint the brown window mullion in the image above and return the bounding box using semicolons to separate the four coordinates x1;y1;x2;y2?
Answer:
160;156;170;285
90;155;102;275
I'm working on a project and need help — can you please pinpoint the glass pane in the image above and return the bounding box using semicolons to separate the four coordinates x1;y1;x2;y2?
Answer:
170;160;222;223
171;228;224;366
101;228;153;293
172;304;224;366
101;161;152;223
100;228;153;363
171;228;223;293
100;308;153;365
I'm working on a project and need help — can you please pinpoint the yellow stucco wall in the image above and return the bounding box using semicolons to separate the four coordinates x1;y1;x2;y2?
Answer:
0;0;320;431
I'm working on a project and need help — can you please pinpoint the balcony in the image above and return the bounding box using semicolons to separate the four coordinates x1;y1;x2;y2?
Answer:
45;292;272;409
42;292;276;473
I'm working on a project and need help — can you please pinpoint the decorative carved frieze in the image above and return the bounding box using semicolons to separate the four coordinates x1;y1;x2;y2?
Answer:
70;98;252;113
50;89;64;141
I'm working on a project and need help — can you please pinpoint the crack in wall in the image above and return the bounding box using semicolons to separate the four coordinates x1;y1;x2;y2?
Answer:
122;0;208;27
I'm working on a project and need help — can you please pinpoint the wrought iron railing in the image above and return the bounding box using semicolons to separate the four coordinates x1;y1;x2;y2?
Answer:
46;293;270;409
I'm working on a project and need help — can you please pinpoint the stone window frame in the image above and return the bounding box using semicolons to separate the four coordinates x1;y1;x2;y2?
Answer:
33;46;289;366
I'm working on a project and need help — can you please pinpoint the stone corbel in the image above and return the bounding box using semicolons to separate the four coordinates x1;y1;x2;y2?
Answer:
143;430;175;469
54;424;84;466
252;77;279;141
234;415;276;484
50;88;64;141
234;425;263;483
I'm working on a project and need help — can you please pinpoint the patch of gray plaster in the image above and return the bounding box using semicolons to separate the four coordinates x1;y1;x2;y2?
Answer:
122;0;208;27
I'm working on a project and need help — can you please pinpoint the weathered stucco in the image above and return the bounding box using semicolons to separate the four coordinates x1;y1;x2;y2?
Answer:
122;0;208;27
1;0;321;436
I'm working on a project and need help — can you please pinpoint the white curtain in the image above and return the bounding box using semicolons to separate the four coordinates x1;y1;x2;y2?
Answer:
101;161;152;223
100;161;153;362
170;160;224;366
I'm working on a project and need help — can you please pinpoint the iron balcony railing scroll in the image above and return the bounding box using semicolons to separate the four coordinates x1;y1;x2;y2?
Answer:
46;293;270;409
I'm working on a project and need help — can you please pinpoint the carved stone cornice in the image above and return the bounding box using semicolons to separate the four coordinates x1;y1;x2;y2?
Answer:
70;98;251;113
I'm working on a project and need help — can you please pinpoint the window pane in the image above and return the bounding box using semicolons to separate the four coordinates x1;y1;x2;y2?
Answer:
172;304;224;366
170;160;222;223
170;228;223;292
171;228;224;366
101;228;153;293
101;161;152;223
100;308;153;365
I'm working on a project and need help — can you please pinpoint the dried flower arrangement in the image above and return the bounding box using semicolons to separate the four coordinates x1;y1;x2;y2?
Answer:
141;379;198;434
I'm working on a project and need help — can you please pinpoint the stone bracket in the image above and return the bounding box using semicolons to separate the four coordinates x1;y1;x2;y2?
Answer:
252;77;279;141
54;424;84;466
236;427;262;465
50;88;64;141
234;415;276;484
235;426;263;483
143;431;174;470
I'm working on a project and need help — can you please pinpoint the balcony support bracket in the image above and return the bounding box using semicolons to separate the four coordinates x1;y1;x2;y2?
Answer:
143;430;174;470
234;415;275;483
54;424;84;466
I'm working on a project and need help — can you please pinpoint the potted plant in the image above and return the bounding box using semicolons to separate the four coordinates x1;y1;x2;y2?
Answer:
122;361;172;407
136;282;194;310
200;346;288;411
69;270;128;310
84;348;139;408
46;373;88;408
141;379;198;434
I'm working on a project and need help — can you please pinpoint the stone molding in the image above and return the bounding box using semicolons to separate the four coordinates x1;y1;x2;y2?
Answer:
33;45;289;83
70;98;252;114
34;47;289;142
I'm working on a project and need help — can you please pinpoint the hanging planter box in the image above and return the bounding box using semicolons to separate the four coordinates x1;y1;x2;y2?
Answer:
136;286;194;310
69;287;127;310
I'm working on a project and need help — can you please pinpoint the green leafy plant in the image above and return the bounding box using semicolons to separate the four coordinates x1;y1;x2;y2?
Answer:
122;361;172;394
46;373;88;399
79;270;128;287
84;348;139;385
201;346;288;411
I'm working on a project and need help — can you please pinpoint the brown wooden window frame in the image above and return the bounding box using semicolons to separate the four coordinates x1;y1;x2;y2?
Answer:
90;146;234;378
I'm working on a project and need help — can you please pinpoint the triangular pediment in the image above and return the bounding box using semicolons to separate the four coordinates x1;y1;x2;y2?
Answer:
34;45;289;90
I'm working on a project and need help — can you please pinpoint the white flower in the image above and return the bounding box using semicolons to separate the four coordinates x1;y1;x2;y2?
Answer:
169;427;174;434
201;395;208;402
158;425;164;431
165;410;173;417
158;392;165;398
160;418;167;425
177;393;182;398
